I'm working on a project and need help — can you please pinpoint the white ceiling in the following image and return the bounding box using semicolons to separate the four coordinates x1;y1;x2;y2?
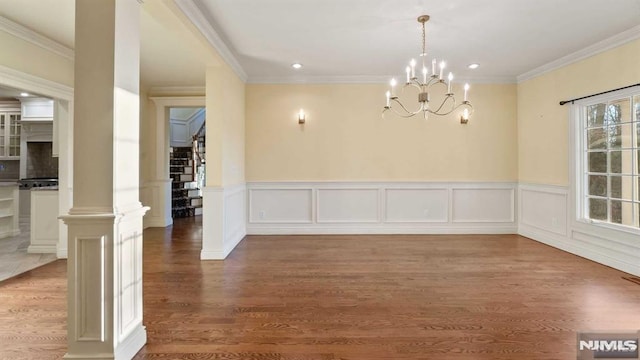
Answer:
194;0;640;82
170;107;202;121
0;84;44;99
1;0;640;85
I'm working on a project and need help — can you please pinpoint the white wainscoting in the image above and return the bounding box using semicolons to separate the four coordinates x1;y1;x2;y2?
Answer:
246;182;517;234
141;179;172;229
518;183;640;276
201;184;247;260
169;121;189;147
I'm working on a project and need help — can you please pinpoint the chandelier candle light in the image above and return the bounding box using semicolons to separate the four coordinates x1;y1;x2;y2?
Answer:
383;15;473;122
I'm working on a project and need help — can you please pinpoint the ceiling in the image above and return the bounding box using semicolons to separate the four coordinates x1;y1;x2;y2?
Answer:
1;0;640;85
170;107;202;121
194;0;640;82
0;84;43;100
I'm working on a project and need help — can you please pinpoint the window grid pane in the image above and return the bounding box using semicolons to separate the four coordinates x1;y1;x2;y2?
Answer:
582;96;639;229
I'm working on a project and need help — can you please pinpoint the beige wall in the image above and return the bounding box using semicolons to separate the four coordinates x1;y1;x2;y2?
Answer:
0;31;74;86
518;38;640;186
139;86;151;186
246;83;517;182
205;65;245;187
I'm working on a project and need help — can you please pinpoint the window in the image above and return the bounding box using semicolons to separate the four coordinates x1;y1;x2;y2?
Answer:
580;93;639;229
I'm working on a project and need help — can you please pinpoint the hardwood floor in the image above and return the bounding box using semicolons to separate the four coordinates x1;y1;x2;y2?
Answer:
1;217;640;359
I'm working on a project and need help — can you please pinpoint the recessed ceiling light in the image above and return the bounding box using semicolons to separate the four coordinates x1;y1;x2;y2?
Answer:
468;63;480;69
291;63;303;69
20;92;29;97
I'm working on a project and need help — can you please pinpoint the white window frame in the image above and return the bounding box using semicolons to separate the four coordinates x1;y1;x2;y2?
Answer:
570;86;640;236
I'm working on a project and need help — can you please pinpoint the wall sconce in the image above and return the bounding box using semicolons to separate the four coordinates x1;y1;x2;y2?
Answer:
460;108;469;124
298;109;306;124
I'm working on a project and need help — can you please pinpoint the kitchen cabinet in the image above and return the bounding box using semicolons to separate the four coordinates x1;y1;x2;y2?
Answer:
20;98;53;121
0;111;21;159
28;188;58;253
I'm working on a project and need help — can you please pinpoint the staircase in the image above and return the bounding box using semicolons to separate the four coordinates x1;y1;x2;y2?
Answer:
170;147;203;218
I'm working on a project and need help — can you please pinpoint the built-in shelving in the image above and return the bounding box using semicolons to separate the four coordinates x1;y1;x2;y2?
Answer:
0;184;19;238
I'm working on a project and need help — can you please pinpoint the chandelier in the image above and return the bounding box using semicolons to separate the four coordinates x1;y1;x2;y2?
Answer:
383;15;473;122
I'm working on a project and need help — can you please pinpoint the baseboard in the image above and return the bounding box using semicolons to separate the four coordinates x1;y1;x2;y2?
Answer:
201;184;247;260
0;229;20;239
223;230;246;257
517;183;640;277
62;325;146;360
115;324;147;360
519;224;640;277
200;250;224;260
63;354;114;360
144;216;173;228
57;247;68;259
27;244;57;254
247;225;517;235
200;229;246;260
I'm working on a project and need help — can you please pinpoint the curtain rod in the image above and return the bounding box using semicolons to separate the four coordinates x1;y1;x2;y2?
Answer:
559;83;640;106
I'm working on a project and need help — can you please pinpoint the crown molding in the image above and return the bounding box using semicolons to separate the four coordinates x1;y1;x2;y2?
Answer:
248;74;516;85
517;24;640;83
148;86;205;96
454;76;517;84
248;75;390;84
174;0;248;83
0;16;74;61
0;64;73;100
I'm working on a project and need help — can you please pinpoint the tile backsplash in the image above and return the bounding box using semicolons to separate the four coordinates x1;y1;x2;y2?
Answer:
27;142;58;178
0;160;19;180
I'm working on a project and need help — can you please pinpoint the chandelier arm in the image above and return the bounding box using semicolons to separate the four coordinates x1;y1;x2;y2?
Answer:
390;106;421;118
391;98;422;116
426;76;440;87
404;82;422;91
428;96;456;115
427;80;447;91
429;100;473;117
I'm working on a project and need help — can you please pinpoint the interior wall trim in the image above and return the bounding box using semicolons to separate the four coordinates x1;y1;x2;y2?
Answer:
148;86;205;97
0;16;74;61
247;181;518;235
517;24;640;83
517;183;640;277
173;0;248;82
0;64;73;100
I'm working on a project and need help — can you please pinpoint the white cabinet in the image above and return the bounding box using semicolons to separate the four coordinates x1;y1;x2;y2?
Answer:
0;183;20;239
20;98;53;121
28;189;58;253
0;111;21;159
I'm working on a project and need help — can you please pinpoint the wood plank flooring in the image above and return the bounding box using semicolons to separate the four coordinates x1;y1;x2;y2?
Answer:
1;216;640;359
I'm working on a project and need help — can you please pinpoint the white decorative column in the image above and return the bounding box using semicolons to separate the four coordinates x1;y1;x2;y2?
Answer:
55;99;72;258
61;0;148;359
145;99;173;228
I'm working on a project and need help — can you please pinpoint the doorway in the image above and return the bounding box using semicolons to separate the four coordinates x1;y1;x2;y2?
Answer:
168;107;205;218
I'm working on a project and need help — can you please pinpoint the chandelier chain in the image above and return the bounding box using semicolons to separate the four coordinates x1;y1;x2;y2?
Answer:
421;20;426;57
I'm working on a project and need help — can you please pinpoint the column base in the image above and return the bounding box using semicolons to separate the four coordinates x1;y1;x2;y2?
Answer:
63;323;146;359
141;179;173;228
61;204;148;360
